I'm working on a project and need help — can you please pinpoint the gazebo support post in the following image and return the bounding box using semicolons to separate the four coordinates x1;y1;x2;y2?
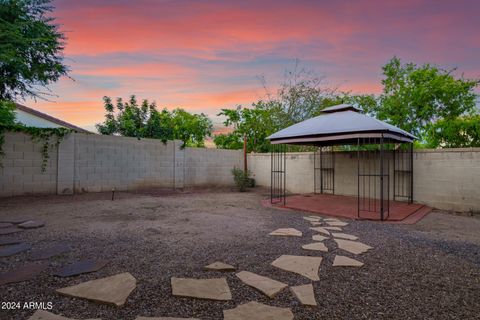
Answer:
410;142;414;204
380;135;385;221
270;144;286;206
357;138;360;219
320;147;323;194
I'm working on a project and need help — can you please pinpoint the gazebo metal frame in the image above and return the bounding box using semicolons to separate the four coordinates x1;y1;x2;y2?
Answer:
268;104;416;221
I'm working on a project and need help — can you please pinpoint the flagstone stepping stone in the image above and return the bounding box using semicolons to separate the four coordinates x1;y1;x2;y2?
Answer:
326;221;348;227
310;221;323;226
269;228;302;237
302;242;328;252
171;277;231;301
303;216;320;222
271;255;322;281
324;218;340;222
223;301;293;320
333;255;364;267
290;283;317;306
0;227;23;235
323;226;342;231
0;243;31;257
53;259;109;277
0;238;21;246
204;261;235;272
0;222;14;228
332;233;358;241
335;239;372;255
310;227;330;236
136;317;200;320
18;220;45;229
57;272;136;307
29;309;101;320
312;234;328;242
236;271;287;298
0;262;48;285
30;243;71;260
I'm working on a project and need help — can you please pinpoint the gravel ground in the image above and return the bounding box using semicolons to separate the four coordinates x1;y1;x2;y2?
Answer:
0;189;479;320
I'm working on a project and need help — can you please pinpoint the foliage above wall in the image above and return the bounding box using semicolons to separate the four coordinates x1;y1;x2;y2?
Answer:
0;100;72;172
0;124;71;172
96;95;213;147
215;58;479;151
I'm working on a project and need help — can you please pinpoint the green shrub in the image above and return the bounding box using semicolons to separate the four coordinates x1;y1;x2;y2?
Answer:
231;167;254;192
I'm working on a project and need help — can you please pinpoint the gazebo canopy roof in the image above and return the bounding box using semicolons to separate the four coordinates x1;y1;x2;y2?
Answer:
267;104;416;146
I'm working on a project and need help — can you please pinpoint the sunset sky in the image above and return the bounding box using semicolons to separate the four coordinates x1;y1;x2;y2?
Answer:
25;0;480;131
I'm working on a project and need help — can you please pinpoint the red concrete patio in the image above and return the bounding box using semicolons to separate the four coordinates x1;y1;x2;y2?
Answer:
263;193;432;224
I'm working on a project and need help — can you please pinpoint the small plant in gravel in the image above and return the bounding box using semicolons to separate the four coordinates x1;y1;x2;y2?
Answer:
231;167;254;192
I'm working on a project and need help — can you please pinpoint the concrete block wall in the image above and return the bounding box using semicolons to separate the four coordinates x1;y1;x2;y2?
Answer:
248;149;480;212
0;132;58;196
413;149;480;212
184;147;243;187
74;133;177;193
0;131;243;197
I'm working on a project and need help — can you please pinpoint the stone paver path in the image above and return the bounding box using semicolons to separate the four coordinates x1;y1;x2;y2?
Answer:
136;317;200;320
57;272;136;307
332;255;364;267
223;301;293;320
310;227;330;236
290;283;317;306
0;243;31;257
171;277;232;301
331;233;358;241
53;259;109;277
269;228;302;237
303;217;320;222
323;226;342;231
271;255;322;281
0;227;23;235
30;243;70;260
326;221;348;227
28;309;101;320
236;271;287;298
0;222;14;228
302;242;328;252
310;221;323;226
18;220;45;229
0;238;21;246
0;218;32;224
204;261;235;272
335;239;372;255
324;218;340;222
0;262;48;285
312;234;328;242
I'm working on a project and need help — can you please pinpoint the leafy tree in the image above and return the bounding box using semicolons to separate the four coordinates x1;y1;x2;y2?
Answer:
96;95;212;147
425;115;480;148
213;133;243;150
344;94;379;116
266;60;339;126
217;101;282;152
216;62;344;152
0;100;16;125
0;0;68;100
378;57;479;141
170;108;212;147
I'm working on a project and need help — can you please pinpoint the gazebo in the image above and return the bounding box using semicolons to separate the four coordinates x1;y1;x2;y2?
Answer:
267;104;420;221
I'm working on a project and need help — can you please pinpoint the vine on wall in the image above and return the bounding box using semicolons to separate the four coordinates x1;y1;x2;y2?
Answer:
0;125;72;172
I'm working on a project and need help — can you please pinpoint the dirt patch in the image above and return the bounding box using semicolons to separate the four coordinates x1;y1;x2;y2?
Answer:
0;189;478;320
405;209;480;245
